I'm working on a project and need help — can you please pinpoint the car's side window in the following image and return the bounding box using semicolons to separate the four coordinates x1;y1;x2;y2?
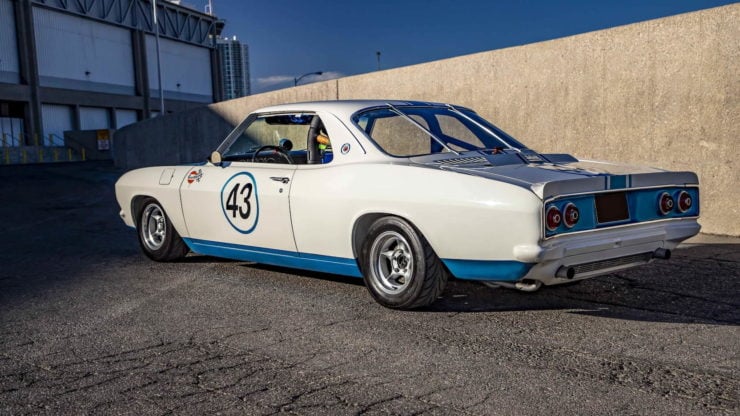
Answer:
229;118;309;154
222;114;320;164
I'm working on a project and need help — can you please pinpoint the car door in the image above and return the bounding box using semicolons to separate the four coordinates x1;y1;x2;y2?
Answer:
179;161;297;254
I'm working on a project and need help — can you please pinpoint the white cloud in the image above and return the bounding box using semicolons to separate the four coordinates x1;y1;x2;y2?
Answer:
255;75;295;87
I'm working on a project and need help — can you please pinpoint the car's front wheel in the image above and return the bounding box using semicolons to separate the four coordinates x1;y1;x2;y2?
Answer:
137;198;189;262
360;216;447;309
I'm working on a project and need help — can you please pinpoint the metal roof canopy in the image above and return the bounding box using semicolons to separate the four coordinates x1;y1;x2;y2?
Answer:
33;0;223;48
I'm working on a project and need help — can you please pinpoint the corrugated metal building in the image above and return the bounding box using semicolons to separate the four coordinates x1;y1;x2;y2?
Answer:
0;0;223;152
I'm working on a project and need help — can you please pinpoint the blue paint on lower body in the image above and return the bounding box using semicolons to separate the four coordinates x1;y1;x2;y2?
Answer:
182;238;533;283
183;238;363;277
442;259;534;281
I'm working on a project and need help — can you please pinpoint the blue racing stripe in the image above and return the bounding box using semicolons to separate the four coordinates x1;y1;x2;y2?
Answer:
182;238;362;277
608;175;627;189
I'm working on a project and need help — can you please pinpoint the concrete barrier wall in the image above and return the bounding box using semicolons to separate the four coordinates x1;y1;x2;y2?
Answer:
114;4;739;236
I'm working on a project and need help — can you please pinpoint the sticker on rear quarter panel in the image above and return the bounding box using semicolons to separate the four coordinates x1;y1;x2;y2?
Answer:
221;172;259;234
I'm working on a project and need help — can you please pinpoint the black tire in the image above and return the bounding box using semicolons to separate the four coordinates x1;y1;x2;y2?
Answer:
360;216;447;309
136;198;189;262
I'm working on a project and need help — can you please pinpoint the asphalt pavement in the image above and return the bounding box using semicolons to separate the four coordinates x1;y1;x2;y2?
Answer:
0;162;738;415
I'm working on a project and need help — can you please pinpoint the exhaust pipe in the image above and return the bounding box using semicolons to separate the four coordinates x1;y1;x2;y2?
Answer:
514;279;542;292
556;266;575;279
482;279;542;292
653;248;671;260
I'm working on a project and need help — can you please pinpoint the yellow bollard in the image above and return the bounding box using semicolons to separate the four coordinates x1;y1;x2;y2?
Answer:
22;149;27;163
81;148;86;161
68;148;72;161
39;149;44;162
53;149;59;162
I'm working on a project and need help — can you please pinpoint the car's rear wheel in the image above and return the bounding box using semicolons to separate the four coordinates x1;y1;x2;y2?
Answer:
137;198;189;261
360;216;447;309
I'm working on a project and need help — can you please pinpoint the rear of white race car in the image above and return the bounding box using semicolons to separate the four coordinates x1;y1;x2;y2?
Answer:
441;158;701;289
516;170;700;287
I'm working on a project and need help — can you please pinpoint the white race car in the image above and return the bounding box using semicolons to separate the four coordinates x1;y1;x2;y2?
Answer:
115;100;700;309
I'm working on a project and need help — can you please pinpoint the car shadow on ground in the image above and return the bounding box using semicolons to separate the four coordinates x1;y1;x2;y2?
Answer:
218;243;739;326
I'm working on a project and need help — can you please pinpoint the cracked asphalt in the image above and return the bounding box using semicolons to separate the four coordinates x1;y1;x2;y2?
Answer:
0;162;738;415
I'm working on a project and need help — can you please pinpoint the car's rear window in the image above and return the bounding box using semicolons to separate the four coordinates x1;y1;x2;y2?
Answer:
352;106;523;157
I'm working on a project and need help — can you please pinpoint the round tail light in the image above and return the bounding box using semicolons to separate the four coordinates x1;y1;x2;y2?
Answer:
563;203;580;228
546;206;562;231
658;192;674;215
676;191;692;213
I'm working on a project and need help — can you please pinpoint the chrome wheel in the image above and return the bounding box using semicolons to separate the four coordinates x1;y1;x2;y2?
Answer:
141;203;166;251
369;230;414;295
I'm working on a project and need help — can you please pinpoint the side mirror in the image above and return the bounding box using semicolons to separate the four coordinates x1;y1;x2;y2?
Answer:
278;138;293;151
210;151;222;164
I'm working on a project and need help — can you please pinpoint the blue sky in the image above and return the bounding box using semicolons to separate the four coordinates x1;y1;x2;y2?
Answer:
191;0;735;94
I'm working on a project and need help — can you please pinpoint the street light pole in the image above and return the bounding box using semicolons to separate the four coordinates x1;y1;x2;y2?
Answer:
294;71;324;86
152;0;164;115
376;51;381;71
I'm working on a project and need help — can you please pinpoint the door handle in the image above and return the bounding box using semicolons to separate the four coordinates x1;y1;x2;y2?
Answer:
270;177;290;184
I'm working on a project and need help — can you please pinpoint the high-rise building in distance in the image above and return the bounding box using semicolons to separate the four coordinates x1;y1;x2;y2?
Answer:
217;36;251;100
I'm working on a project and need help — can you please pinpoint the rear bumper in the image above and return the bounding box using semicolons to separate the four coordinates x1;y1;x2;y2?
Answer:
520;218;700;285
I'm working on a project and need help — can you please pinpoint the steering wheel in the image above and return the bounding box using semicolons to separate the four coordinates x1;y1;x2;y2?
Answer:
251;145;294;164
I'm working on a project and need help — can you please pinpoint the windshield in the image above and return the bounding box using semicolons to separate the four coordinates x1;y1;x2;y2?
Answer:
352;105;526;157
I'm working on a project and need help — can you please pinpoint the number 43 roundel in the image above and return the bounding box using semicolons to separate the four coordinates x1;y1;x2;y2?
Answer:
221;172;259;234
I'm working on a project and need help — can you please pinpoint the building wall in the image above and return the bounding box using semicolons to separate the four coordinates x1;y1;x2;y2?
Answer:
41;104;73;141
0;0;222;145
0;0;20;84
33;7;135;96
80;107;110;130
146;36;213;103
115;109;138;129
0;117;23;145
115;4;739;236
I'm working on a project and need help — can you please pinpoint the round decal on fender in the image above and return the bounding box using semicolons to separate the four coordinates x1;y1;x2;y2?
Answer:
340;143;351;154
221;172;259;234
187;169;203;184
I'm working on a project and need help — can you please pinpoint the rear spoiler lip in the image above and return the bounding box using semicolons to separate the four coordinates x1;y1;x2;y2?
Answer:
532;171;700;200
